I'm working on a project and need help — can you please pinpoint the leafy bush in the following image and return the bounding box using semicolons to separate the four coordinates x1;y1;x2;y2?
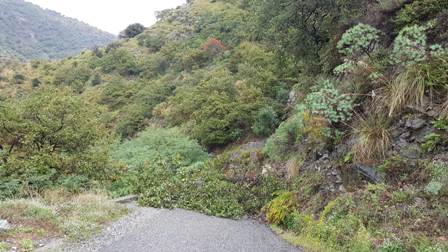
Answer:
264;192;297;225
379;239;406;252
138;33;166;52
31;78;41;88
424;163;448;197
395;0;448;29
421;133;443;153
53;62;92;93
96;48;141;76
305;80;353;124
202;38;226;58
264;110;304;161
392;25;428;65
13;74;25;84
337;23;381;60
136;159;244;218
112;127;208;169
119;23;145;39
251;106;279;136
155;67;264;147
0;87;111;198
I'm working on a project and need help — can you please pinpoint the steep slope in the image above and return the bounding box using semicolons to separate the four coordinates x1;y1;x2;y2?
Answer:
0;0;116;60
0;0;448;251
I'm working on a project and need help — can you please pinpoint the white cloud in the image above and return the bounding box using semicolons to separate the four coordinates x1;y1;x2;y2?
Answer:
26;0;186;34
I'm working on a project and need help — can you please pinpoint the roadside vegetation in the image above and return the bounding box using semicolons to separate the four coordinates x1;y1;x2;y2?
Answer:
0;191;127;251
0;0;447;251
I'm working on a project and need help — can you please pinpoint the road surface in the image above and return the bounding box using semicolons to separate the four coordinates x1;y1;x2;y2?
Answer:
59;205;301;252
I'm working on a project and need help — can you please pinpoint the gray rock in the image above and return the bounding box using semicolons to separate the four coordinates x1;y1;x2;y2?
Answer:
405;116;426;130
399;144;421;159
114;195;139;204
355;165;383;183
0;219;11;231
399;131;411;140
414;127;435;143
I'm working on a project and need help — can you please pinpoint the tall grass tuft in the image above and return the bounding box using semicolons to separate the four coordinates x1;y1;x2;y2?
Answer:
353;115;391;162
387;65;427;116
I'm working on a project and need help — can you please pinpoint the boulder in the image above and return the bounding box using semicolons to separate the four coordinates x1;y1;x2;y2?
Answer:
354;164;383;183
405;115;426;130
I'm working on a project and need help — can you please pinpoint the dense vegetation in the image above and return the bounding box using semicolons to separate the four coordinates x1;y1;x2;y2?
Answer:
0;0;115;60
1;0;448;251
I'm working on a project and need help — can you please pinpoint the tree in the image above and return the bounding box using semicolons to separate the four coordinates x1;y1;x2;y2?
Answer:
119;23;145;39
252;0;368;72
0;87;110;194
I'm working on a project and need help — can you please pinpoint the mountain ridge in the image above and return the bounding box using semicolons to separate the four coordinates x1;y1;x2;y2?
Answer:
0;0;116;60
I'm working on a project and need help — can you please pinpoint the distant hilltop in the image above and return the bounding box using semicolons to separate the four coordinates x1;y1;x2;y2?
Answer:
0;0;116;60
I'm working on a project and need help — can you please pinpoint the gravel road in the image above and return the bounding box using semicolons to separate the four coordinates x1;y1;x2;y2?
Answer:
57;205;301;252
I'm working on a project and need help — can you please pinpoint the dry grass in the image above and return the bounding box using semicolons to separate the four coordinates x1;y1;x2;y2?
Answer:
353;115;391;163
387;65;427;117
286;156;303;179
0;191;128;251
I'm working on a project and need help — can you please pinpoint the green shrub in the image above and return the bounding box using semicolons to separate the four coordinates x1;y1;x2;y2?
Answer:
395;0;448;29
264;110;304;161
305;80;353;124
376;0;407;11
0;87;111;197
392;25;428;65
96;48;141;76
251;106;279;136
155;67;262;147
53;62;92;92
90;73;101;86
424;163;448;197
337;23;381;60
264;192;297;225
19;239;33;252
421;133;443;153
138;33;166;52
236;175;287;215
58;175;91;194
13;74;25;84
119;23;145;39
31;78;41;88
112;127;208;169
136;159;244;218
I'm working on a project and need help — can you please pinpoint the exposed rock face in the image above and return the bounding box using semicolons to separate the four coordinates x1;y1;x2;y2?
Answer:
389;112;439;158
222;140;266;182
354;164;383;183
301;155;346;194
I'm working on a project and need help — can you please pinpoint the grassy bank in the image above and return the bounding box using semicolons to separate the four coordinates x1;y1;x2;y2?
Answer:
0;190;128;251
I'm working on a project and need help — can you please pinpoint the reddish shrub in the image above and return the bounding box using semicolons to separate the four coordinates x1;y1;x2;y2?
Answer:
202;38;226;56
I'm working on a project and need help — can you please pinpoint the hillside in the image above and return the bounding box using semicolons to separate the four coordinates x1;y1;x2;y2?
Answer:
0;0;116;60
0;0;448;251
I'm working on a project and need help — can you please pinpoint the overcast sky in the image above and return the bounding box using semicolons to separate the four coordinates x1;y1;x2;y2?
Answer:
26;0;186;35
